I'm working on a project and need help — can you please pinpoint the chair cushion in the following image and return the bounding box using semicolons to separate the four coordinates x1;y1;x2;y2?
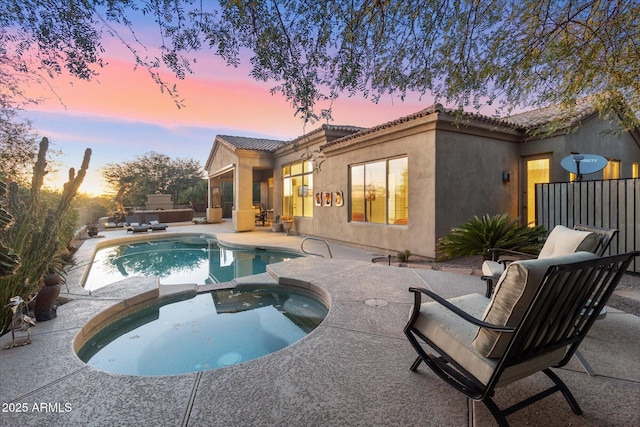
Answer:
413;293;566;386
538;225;599;258
413;293;495;383
473;251;598;358
482;260;504;278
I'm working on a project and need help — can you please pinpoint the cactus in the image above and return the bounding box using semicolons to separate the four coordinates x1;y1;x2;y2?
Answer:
0;139;91;331
0;181;20;277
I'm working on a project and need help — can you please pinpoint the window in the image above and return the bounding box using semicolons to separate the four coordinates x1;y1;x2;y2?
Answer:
603;160;621;179
632;162;638;178
349;157;408;224
282;160;313;217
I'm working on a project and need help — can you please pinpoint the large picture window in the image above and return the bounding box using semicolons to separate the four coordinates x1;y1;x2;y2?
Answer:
282;160;313;217
349;157;408;225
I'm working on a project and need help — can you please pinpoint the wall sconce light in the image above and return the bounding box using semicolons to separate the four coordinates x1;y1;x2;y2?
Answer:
502;171;511;182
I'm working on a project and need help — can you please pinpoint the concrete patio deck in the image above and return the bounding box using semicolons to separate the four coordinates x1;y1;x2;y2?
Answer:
1;221;638;426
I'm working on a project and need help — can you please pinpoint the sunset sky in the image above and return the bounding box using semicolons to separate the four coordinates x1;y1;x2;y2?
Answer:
21;30;431;196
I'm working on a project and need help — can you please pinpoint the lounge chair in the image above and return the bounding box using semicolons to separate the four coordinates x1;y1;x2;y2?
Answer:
404;250;638;427
125;215;150;233
480;224;612;297
144;213;168;231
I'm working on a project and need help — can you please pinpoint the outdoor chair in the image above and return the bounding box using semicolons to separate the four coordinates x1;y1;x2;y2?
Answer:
254;205;266;226
480;224;615;297
124;215;150;233
572;224;618;256
144;213;168;231
404;250;638;427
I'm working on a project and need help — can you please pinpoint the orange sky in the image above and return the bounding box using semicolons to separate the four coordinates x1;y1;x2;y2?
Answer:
22;39;432;196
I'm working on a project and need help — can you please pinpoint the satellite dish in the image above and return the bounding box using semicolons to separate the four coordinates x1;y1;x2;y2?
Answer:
561;154;608;180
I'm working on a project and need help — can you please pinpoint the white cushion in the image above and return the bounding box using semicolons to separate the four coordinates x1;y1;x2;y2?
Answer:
481;225;599;281
149;220;159;225
413;293;566;387
538;225;599;258
473;251;598;358
482;260;504;278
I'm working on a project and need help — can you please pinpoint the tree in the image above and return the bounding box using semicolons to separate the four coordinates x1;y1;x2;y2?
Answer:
102;152;203;209
0;109;40;186
1;1;638;129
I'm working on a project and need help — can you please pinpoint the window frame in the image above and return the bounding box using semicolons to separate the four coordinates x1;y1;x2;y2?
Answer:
282;159;314;218
348;156;408;225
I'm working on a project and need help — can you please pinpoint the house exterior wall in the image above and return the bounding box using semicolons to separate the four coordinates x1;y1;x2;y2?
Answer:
315;116;439;256
434;117;521;244
207;107;640;260
206;142;238;177
517;116;640;181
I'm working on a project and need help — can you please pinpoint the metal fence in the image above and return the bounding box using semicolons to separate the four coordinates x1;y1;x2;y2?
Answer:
535;178;639;272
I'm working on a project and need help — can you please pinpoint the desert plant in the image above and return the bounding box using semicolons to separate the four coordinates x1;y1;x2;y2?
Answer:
397;250;412;262
0;181;20;277
0;138;91;331
437;214;547;260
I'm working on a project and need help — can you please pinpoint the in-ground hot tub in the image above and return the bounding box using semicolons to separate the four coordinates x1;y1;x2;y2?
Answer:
75;284;328;376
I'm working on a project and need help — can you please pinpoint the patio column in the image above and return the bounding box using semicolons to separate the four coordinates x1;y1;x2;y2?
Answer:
233;160;254;231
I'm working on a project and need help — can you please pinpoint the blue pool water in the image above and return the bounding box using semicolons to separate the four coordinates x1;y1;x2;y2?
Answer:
83;235;299;292
77;286;328;376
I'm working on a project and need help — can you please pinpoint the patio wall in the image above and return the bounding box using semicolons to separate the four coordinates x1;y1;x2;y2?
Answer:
536;178;640;272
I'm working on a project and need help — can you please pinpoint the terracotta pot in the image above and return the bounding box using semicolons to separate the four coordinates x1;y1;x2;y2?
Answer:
43;273;62;286
34;274;62;322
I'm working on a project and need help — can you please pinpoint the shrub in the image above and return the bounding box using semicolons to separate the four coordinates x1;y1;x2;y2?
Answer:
397;250;412;262
437;214;547;260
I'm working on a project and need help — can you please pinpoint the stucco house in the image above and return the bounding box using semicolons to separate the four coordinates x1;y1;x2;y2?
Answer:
205;98;640;259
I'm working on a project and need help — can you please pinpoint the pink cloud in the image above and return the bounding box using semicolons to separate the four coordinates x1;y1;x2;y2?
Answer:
27;51;430;141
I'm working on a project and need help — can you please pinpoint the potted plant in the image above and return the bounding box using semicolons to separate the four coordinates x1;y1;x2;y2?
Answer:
33;273;63;322
280;215;294;235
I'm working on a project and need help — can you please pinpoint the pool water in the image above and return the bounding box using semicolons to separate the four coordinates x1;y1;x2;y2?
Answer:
77;286;328;376
83;236;299;292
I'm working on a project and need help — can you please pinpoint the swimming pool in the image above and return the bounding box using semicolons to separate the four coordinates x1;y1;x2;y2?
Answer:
76;286;328;376
83;235;300;292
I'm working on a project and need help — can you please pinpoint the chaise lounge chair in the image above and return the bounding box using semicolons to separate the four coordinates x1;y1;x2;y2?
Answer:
404;250;638;427
124;215;150;233
144;213;168;231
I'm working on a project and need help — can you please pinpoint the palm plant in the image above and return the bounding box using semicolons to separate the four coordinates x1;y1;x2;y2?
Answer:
437;214;548;260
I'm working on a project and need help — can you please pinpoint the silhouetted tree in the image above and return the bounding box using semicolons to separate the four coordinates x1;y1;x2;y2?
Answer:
1;1;637;130
102;152;203;209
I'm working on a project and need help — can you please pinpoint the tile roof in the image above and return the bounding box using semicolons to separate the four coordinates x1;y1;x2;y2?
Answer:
503;97;598;132
320;97;604;149
217;135;287;152
320;103;512;149
216;97;605;154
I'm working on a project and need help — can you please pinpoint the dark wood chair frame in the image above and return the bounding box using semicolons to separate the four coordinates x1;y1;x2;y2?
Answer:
254;205;266;226
405;251;638;427
481;224;619;297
